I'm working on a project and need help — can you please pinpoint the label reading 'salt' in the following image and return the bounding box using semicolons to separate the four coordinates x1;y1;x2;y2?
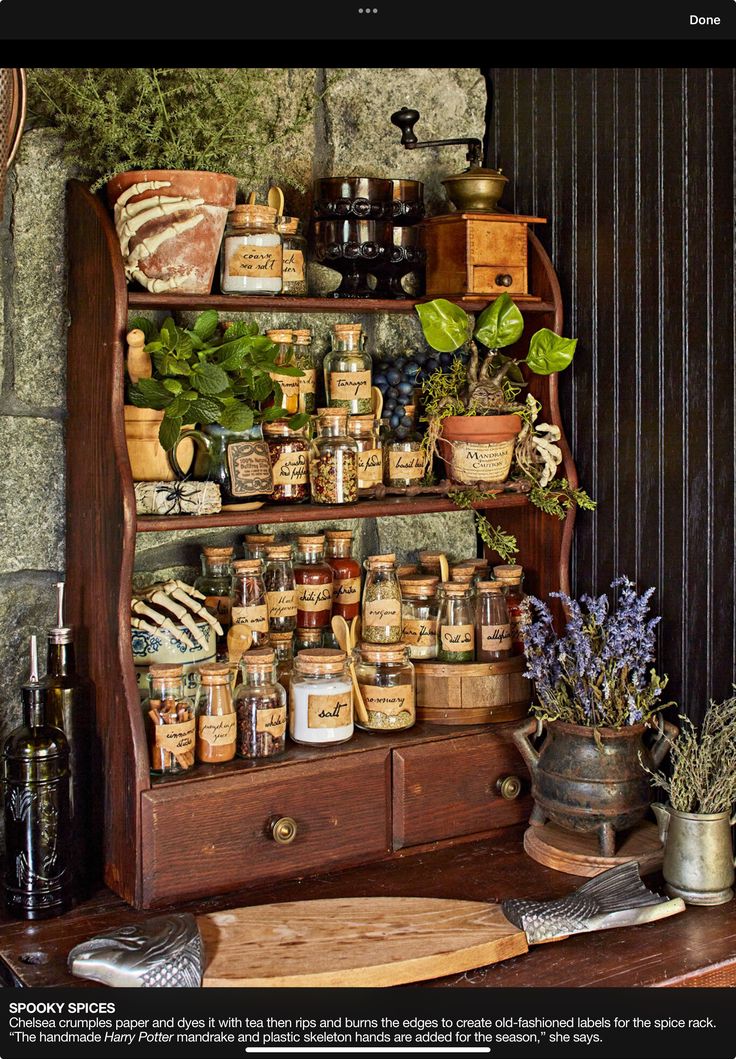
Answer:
227;241;283;278
308;690;353;728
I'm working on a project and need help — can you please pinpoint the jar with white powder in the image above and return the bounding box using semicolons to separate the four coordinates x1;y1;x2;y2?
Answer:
220;205;283;294
289;648;353;746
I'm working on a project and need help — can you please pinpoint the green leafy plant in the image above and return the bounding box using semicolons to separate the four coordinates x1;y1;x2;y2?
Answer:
127;311;306;450
27;68;320;190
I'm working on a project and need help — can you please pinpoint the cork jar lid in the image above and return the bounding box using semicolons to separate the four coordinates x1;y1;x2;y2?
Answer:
325;529;353;541
366;553;396;567
317;407;349;421
297;534;326;549
241;647;275;668
450;565;476;583
296;629;323;644
233;558;263;572
292;328;312;344
419;551;446;565
440;581;473;596
202;546;234;558
332;323;363;336
277;216;300;235
476;579;504;592
358;642;410;664
493;564;523;581
397;564;420;579
264;544;293;559
149;663;184;678
198;662;232;684
270;631;294;643
245;533;275;545
229;204;277;225
263;420;306;437
266;329;294;343
400;575;439;598
295;648;347;674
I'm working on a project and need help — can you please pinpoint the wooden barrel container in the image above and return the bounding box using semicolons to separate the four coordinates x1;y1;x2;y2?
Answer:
414;656;530;725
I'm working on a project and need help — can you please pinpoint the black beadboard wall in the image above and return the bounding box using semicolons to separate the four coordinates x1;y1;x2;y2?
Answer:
487;68;735;720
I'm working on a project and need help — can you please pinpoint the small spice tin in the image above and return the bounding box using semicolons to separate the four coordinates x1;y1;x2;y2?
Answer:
235;648;287;759
289;648;353;746
354;642;415;732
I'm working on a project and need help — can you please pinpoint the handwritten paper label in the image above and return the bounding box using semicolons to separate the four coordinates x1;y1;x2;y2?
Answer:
388;450;425;480
272;450;308;486
198;713;236;747
155;719;195;761
361;683;414;717
481;623;512;652
232;604;269;633
440;623;475;653
358;448;383;485
256;706;287;738
364;597;402;629
402;617;437;647
308;690;353;728
333;576;361;606
270;371;300;410
227;241;282;278
451;440;514;484
283;248;305;281
296;583;333;613
329;370;371;402
226;440;274;498
299;368;317;398
267;589;297;619
204;595;231;625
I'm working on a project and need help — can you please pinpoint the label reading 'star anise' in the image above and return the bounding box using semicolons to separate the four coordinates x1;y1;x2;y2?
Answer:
307;690;353;728
232;604;269;633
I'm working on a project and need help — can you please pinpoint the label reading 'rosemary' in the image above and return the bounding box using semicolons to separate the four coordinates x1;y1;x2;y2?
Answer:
361;684;414;717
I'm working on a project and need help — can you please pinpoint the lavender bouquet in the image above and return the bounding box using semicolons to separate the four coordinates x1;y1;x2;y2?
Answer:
522;576;672;729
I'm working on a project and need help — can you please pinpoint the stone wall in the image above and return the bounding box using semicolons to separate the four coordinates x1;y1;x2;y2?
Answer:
0;68;485;758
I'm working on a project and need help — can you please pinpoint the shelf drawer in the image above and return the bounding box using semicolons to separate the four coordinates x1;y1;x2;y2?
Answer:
392;732;530;850
140;748;392;906
471;265;528;295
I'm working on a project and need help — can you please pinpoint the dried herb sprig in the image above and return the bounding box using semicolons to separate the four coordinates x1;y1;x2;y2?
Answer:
451;488;520;563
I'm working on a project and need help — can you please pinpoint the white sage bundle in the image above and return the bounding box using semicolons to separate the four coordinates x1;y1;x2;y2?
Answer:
134;481;221;516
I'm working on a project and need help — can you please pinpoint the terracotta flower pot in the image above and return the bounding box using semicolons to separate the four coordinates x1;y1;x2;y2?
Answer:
106;170;237;294
123;407;194;482
438;413;522;485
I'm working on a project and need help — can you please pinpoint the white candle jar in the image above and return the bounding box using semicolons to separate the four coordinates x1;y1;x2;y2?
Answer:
289;648;353;746
220;204;283;294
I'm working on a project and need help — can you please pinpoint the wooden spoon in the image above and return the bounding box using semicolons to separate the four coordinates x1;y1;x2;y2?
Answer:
331;615;369;725
371;386;383;420
439;554;450;585
267;185;285;216
227;624;252;663
350;614;361;650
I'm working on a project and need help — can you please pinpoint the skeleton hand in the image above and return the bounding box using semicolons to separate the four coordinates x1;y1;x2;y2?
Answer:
131;580;223;650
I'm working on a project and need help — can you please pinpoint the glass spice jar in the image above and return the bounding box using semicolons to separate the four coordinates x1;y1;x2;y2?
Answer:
362;554;403;644
243;533;275;563
220;204;283;294
354;643;415;732
294;535;334;628
231;559;270;648
475;581;512;662
271;631;294;694
309;410;359;505
195;662;237;764
385;430;426;487
437;582;476;663
235;648;287;759
493;564;527;655
266;329;301;415
263;421;310;503
324;323;372;414
293;329;318;414
194;545;233;661
325;529;361;622
145;664;196;775
277;216;308;295
348;414;383;498
289;649;353;746
400;576;439;660
263;543;298;633
294;627;324;653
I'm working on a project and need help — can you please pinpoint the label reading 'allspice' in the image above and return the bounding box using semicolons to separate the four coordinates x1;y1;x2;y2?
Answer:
307;690;353;728
451;440;515;484
481;624;512;652
256;706;287;738
440;624;475;653
283;248;305;281
296;584;333;613
226;441;274;498
333;576;361;606
232;604;269;633
329;370;371;402
272;450;308;486
364;597;402;628
197;713;237;748
227;241;283;278
358;449;383;485
402;617;438;647
267;590;298;619
361;684;414;717
155;719;195;757
388;450;425;480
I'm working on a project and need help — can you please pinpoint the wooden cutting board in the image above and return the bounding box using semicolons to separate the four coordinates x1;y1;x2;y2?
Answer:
198;897;529;987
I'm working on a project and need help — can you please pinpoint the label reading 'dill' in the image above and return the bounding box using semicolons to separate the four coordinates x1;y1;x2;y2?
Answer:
358;449;383;485
440;624;475;653
232;604;269;633
227;240;283;278
388;450;425;480
227;441;274;498
198;713;237;747
155;719;195;759
361;683;414;716
329;370;371;402
402;617;437;647
296;584;333;613
267;589;297;619
205;595;231;625
481;624;512;652
283;248;305;281
333;576;361;606
256;706;287;738
364;597;402;628
272;450;308;485
308;690;353;728
451;440;515;484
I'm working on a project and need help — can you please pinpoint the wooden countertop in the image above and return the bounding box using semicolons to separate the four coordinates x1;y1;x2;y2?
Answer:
1;825;735;988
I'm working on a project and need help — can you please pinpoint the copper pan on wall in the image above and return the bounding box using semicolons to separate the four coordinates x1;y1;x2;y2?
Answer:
0;69;27;221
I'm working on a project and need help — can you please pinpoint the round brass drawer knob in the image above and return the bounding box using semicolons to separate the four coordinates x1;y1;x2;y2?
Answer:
495;273;513;287
271;817;298;844
496;775;522;800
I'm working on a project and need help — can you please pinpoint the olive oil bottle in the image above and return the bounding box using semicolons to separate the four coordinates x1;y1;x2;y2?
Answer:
3;636;74;919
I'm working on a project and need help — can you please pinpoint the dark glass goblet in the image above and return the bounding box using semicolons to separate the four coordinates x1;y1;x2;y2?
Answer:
372;227;426;299
311;218;393;298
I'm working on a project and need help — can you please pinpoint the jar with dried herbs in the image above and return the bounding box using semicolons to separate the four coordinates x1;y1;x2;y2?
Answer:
293;329;318;414
354;643;415;732
263;544;298;633
493;564;527;655
475;580;512;662
348;414;383;497
384;431;426;487
235;649;287;758
437;583;475;663
289;649;353;746
145;664;196;775
266;329;301;415
362;554;403;644
264;421;310;503
400;576;439;660
324;323;372;414
194;545;233;661
195;662;236;764
243;533;275;563
325;529;361;621
277;216;308;295
294;535;334;628
231;559;270;648
309;410;358;505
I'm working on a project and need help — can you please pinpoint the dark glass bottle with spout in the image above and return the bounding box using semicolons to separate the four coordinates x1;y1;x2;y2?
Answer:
44;582;95;894
3;636;74;919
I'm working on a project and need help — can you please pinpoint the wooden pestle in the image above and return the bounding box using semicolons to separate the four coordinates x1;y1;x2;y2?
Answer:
126;328;151;383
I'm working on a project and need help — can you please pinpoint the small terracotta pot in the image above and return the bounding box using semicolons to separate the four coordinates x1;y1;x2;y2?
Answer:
106;169;237;294
439;413;522;485
124;407;194;482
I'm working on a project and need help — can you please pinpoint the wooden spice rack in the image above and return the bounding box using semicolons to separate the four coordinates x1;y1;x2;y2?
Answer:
65;181;577;908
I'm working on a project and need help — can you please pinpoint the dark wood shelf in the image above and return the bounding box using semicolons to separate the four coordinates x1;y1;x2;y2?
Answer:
127;291;553;315
136;491;529;532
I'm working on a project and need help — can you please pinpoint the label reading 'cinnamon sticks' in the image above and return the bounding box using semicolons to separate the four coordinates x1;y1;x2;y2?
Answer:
267;589;298;619
198;713;237;747
296;583;333;613
232;604;269;633
333;576;361;606
364;597;402;628
329;370;371;402
307;690;353;728
402;617;438;647
451;440;514;484
155;719;196;757
272;450;308;485
256;706;287;738
481;624;512;652
357;449;383;485
388;450;425;480
440;624;475;653
226;440;274;498
226;241;283;278
361;683;414;716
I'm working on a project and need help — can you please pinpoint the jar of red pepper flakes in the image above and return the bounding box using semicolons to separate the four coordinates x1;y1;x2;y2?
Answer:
325;529;361;621
294;535;334;629
263;421;310;503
